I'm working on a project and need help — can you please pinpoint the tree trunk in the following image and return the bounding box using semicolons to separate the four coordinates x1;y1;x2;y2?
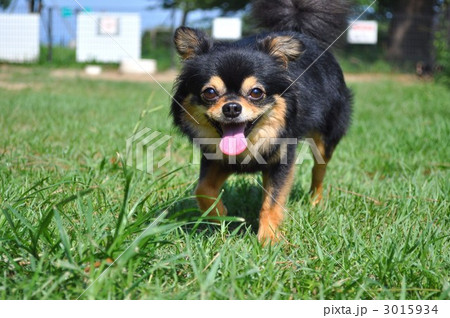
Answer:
386;0;435;64
28;0;42;13
180;9;189;27
446;1;450;44
28;0;35;12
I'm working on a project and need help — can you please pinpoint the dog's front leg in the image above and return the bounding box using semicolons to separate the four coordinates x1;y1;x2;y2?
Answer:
195;157;231;218
257;161;296;245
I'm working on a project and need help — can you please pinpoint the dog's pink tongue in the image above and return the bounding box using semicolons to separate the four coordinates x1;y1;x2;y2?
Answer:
219;124;247;156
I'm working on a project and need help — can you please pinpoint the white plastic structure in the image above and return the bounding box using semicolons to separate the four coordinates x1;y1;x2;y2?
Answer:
0;14;40;62
77;13;141;63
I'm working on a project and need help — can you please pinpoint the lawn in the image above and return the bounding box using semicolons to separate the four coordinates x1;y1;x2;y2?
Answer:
0;67;449;300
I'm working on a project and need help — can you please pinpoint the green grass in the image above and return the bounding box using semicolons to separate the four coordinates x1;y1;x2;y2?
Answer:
0;67;449;300
10;42;423;75
12;43;405;74
38;46;78;67
36;45;177;71
336;46;396;73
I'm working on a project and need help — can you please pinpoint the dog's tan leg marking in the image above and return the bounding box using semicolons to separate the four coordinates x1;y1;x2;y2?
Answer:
257;165;295;245
195;162;231;219
310;133;332;206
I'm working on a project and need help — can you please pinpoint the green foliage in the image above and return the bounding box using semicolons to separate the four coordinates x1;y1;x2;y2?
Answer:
434;2;450;87
0;0;11;9
434;34;450;87
160;0;249;12
38;46;77;67
142;29;179;71
376;0;443;11
156;0;249;25
0;67;449;299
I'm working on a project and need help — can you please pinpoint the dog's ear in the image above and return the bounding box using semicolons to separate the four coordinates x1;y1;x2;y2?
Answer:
174;27;211;60
258;36;303;67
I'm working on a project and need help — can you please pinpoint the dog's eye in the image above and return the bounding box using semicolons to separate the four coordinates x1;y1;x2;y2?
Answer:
249;88;264;100
202;88;218;101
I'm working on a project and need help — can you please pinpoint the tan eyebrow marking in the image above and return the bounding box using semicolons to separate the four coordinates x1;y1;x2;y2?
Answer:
202;76;226;95
241;76;264;95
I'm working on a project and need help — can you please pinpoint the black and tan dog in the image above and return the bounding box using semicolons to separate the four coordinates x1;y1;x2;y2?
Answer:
171;0;352;244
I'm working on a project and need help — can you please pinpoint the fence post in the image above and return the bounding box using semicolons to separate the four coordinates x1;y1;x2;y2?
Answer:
47;6;53;62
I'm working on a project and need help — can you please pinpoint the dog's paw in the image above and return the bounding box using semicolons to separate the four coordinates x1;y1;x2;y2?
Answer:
257;221;280;246
310;190;323;207
311;195;322;207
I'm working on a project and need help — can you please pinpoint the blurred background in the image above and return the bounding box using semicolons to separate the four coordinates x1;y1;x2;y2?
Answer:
0;0;449;83
1;1;449;300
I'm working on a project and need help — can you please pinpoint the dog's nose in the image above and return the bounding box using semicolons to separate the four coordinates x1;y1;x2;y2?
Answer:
222;103;242;119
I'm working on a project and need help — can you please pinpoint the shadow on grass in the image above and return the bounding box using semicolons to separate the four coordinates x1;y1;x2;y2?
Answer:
167;176;308;236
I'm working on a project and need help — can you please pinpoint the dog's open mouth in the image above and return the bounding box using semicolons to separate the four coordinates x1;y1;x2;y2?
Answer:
219;123;248;156
206;117;263;156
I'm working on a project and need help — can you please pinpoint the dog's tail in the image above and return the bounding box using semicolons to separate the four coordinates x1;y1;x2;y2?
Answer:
252;0;350;46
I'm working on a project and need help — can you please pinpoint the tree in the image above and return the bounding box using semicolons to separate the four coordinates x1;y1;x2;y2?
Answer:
28;0;43;13
0;0;43;12
379;0;439;64
155;0;249;26
0;0;12;10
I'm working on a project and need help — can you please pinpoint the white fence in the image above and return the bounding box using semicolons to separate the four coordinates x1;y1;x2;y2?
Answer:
0;14;40;62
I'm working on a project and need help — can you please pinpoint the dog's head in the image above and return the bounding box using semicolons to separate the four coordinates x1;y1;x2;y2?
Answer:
172;27;302;156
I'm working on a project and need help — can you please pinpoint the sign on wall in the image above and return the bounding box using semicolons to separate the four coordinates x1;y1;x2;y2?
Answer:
212;17;242;40
347;20;378;45
0;14;40;62
98;17;119;36
77;13;140;63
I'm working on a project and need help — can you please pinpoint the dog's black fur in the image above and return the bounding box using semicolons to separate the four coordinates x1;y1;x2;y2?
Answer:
170;0;353;243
